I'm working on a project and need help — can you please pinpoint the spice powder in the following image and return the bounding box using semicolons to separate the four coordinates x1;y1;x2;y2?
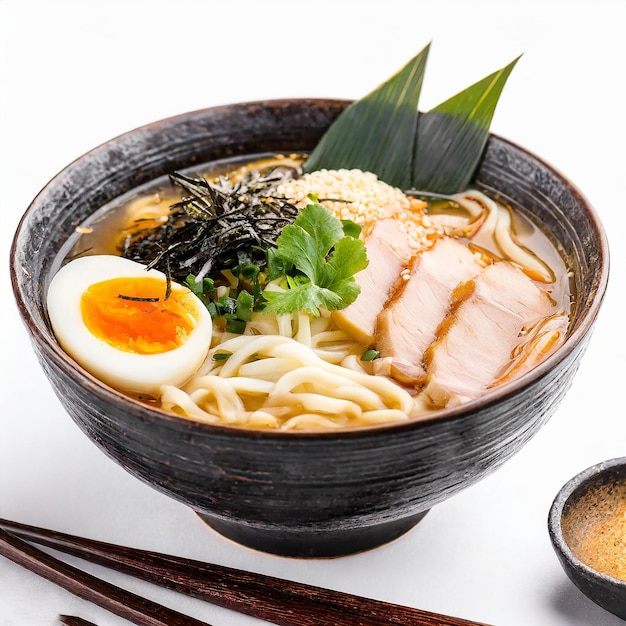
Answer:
561;480;626;582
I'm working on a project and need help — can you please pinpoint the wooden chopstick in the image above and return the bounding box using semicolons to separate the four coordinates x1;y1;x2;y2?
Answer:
0;529;212;626
58;616;99;626
0;518;492;626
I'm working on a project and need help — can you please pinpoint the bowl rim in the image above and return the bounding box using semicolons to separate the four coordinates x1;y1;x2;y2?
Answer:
10;97;611;440
548;456;626;587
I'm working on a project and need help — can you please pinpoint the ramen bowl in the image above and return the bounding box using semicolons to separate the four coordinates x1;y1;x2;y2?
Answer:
11;99;609;557
548;458;626;620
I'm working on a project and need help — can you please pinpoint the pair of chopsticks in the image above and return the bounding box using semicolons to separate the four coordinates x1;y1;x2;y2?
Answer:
0;518;493;626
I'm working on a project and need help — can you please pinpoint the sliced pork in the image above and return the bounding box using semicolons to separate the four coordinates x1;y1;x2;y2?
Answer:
423;261;562;407
376;237;484;382
332;218;413;346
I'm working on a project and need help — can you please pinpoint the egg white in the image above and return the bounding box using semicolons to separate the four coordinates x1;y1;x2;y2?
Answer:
46;255;213;396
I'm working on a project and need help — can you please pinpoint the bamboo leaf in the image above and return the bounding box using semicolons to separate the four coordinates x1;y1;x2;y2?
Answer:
411;55;520;194
302;44;430;189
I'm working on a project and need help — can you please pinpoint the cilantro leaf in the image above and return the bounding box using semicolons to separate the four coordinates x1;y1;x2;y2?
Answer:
264;203;368;316
264;284;343;317
272;205;345;283
272;223;322;283
265;246;292;281
321;236;368;291
341;219;362;239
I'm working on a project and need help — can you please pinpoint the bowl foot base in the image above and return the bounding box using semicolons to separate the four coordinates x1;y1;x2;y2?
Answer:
194;509;430;558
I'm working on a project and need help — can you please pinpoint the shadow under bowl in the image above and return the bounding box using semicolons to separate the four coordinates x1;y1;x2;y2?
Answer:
549;458;626;620
11;99;609;557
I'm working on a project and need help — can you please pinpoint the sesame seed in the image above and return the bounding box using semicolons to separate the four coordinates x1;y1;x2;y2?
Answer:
275;169;444;252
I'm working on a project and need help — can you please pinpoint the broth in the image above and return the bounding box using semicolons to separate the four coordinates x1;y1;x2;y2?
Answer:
52;154;573;429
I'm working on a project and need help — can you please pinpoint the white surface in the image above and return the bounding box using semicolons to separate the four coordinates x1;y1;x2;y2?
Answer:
1;1;625;625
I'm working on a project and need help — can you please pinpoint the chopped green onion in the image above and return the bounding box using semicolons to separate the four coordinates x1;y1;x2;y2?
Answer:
218;295;238;316
234;263;260;280
185;274;216;307
361;349;380;361
225;319;247;334
236;290;254;322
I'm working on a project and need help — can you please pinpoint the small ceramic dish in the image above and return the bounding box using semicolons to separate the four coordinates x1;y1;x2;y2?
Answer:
548;457;626;620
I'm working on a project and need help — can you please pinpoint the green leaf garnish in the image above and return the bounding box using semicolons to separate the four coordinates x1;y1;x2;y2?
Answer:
213;351;233;361
303;44;430;190
412;55;520;194
274;202;345;284
264;203;368;316
302;48;519;195
341;219;362;239
265;283;344;317
265;246;293;281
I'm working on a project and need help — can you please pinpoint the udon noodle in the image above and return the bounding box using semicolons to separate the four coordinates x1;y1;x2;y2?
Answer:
161;314;419;429
149;167;570;429
59;159;572;430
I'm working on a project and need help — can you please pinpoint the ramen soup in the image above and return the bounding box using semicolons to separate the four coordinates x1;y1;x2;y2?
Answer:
47;155;572;430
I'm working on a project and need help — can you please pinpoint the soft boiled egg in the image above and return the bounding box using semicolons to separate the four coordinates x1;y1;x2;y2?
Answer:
47;255;213;397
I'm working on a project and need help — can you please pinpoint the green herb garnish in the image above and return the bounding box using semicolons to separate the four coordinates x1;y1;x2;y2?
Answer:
185;275;216;306
182;203;367;330
263;203;368;317
341;219;362;240
360;350;380;361
225;319;247;334
235;289;255;322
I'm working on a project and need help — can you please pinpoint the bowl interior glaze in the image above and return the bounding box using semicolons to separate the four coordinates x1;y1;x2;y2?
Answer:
11;99;609;557
549;458;626;620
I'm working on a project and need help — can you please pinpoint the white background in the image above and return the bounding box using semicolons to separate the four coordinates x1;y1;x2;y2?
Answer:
1;1;625;625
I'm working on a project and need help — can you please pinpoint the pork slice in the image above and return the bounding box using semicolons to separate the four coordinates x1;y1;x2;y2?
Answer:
423;261;558;407
332;218;412;346
376;237;484;382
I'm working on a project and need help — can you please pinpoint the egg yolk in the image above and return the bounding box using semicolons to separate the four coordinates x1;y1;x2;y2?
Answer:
81;276;201;354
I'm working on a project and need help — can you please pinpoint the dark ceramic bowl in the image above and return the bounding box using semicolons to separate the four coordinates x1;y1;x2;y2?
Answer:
549;458;626;620
11;99;609;558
